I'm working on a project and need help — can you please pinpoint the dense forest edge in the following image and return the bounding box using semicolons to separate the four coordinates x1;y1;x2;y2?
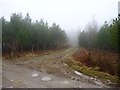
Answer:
1;13;120;86
2;13;68;56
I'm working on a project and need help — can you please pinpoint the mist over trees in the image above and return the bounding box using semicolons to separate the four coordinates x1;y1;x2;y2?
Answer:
1;12;119;55
78;17;119;78
66;30;80;47
2;13;68;54
78;17;119;52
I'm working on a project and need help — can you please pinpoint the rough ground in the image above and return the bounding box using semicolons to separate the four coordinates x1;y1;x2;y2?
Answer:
2;48;109;88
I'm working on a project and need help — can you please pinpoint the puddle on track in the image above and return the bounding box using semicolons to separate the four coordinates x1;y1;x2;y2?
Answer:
41;77;51;81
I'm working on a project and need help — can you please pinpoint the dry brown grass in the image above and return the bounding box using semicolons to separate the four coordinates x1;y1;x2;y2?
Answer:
2;49;65;59
72;48;119;76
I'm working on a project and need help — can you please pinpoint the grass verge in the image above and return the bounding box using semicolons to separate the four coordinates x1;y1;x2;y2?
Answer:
66;56;120;86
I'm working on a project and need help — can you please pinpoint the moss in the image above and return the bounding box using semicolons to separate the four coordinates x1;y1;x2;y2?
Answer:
67;58;120;84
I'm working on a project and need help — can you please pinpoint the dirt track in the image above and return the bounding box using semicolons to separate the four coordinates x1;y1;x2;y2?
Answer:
2;48;109;88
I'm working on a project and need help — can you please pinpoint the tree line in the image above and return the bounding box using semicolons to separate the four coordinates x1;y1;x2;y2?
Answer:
78;17;120;78
1;13;68;54
1;13;119;54
78;17;119;52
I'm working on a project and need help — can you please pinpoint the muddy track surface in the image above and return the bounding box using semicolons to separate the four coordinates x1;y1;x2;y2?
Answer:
2;48;109;88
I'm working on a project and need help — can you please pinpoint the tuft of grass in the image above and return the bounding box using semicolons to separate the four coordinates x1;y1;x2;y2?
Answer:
67;58;120;85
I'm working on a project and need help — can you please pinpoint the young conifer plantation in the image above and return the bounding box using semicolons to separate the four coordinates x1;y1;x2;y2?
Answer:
2;13;68;55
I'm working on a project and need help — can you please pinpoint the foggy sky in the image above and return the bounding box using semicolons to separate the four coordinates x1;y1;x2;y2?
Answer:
0;0;119;31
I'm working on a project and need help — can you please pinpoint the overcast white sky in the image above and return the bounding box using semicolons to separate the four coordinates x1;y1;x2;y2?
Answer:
0;0;119;31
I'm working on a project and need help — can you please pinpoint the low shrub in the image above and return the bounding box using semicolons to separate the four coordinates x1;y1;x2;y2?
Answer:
72;48;119;76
